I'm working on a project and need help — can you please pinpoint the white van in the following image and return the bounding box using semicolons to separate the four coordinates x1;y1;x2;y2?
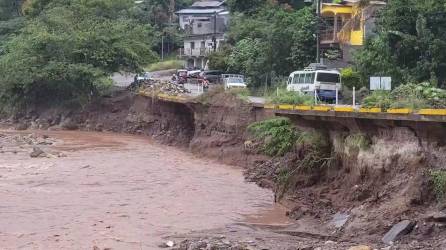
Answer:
222;74;247;89
287;66;341;100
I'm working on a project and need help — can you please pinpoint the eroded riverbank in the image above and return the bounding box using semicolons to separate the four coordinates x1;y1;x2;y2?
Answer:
0;130;285;249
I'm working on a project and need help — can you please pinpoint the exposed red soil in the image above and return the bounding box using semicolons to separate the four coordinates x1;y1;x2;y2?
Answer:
2;89;446;249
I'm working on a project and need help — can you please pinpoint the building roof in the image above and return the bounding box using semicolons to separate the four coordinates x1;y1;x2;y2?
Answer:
323;0;386;6
191;0;225;8
176;8;226;15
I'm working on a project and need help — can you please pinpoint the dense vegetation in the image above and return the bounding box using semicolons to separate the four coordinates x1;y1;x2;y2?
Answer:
362;82;446;110
130;0;193;55
268;89;314;105
0;0;24;47
248;117;299;156
0;0;164;110
220;0;446;92
355;0;446;88
1;0;445;110
209;0;317;88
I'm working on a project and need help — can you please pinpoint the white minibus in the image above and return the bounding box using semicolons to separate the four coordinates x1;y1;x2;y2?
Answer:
287;67;341;100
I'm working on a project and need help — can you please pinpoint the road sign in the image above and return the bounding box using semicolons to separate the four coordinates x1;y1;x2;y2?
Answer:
370;76;391;90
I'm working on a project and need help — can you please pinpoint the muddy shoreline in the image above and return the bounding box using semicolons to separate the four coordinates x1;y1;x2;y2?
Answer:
2;90;446;249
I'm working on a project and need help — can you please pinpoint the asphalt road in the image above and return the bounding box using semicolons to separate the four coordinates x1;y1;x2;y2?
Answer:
111;72;266;104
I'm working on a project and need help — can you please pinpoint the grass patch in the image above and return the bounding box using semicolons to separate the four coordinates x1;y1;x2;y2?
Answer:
362;82;446;110
430;170;446;201
267;89;314;105
228;88;250;101
146;59;184;72
344;133;371;153
362;90;393;110
195;86;250;106
247;117;298;156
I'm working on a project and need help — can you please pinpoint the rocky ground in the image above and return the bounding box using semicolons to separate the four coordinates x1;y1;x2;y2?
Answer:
0;132;65;158
130;79;191;96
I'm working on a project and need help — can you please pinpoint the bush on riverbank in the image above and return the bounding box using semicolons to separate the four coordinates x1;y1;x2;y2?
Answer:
430;170;446;202
247;117;298;156
267;89;314;105
362;82;446;110
195;86;250;106
274;129;333;199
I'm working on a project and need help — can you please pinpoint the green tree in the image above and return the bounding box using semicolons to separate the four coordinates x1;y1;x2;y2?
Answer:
226;0;266;14
0;0;157;109
0;0;25;47
226;4;317;87
227;0;308;14
355;0;446;88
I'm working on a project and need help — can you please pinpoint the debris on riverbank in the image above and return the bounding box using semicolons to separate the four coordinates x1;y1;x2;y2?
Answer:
0;132;65;158
131;79;190;96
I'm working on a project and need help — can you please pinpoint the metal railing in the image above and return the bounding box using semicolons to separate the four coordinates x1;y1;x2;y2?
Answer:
320;28;337;44
179;48;213;57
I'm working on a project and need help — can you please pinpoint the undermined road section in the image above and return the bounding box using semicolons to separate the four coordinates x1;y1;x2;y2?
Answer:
2;90;446;249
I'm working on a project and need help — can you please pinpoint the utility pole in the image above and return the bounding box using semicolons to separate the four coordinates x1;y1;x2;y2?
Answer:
165;0;175;58
161;35;164;61
169;0;175;24
212;11;217;52
316;0;321;63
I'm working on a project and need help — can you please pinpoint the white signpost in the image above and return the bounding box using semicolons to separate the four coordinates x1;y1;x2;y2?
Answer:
370;76;392;90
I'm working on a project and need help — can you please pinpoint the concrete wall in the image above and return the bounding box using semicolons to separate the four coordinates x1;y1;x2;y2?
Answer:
179;14;229;35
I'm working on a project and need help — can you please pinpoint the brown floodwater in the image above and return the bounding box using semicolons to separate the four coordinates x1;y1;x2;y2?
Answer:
0;131;288;249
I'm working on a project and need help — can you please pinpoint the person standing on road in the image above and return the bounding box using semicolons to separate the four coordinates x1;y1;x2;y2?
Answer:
171;74;178;84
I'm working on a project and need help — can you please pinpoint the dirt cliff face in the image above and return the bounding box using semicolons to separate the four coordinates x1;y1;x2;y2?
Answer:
3;90;446;248
189;96;271;166
244;114;446;247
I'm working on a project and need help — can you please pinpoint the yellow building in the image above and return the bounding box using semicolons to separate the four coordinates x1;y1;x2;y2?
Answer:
320;0;386;47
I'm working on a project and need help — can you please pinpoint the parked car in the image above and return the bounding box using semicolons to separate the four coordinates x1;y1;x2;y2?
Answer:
200;70;224;84
222;74;247;89
135;72;152;82
187;70;201;78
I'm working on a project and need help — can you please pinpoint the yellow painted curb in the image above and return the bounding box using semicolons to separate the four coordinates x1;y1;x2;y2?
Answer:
359;108;382;113
156;93;187;102
278;104;294;110
264;104;276;109
418;109;446;116
313;106;332;112
334;107;355;112
295;105;312;111
387;108;412;114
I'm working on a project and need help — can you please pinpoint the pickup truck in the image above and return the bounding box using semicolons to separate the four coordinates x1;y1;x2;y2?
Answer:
222;74;247;89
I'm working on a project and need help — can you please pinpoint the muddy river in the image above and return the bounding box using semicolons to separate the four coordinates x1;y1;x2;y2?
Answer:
0;131;286;249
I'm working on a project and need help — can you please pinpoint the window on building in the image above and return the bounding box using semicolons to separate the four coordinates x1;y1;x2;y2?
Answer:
353;15;361;31
197;23;202;28
191;42;195;50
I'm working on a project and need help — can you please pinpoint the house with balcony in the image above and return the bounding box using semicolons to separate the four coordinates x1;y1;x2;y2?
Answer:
320;0;386;66
176;0;229;69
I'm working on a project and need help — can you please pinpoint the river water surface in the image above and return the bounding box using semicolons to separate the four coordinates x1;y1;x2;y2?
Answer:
0;131;284;249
